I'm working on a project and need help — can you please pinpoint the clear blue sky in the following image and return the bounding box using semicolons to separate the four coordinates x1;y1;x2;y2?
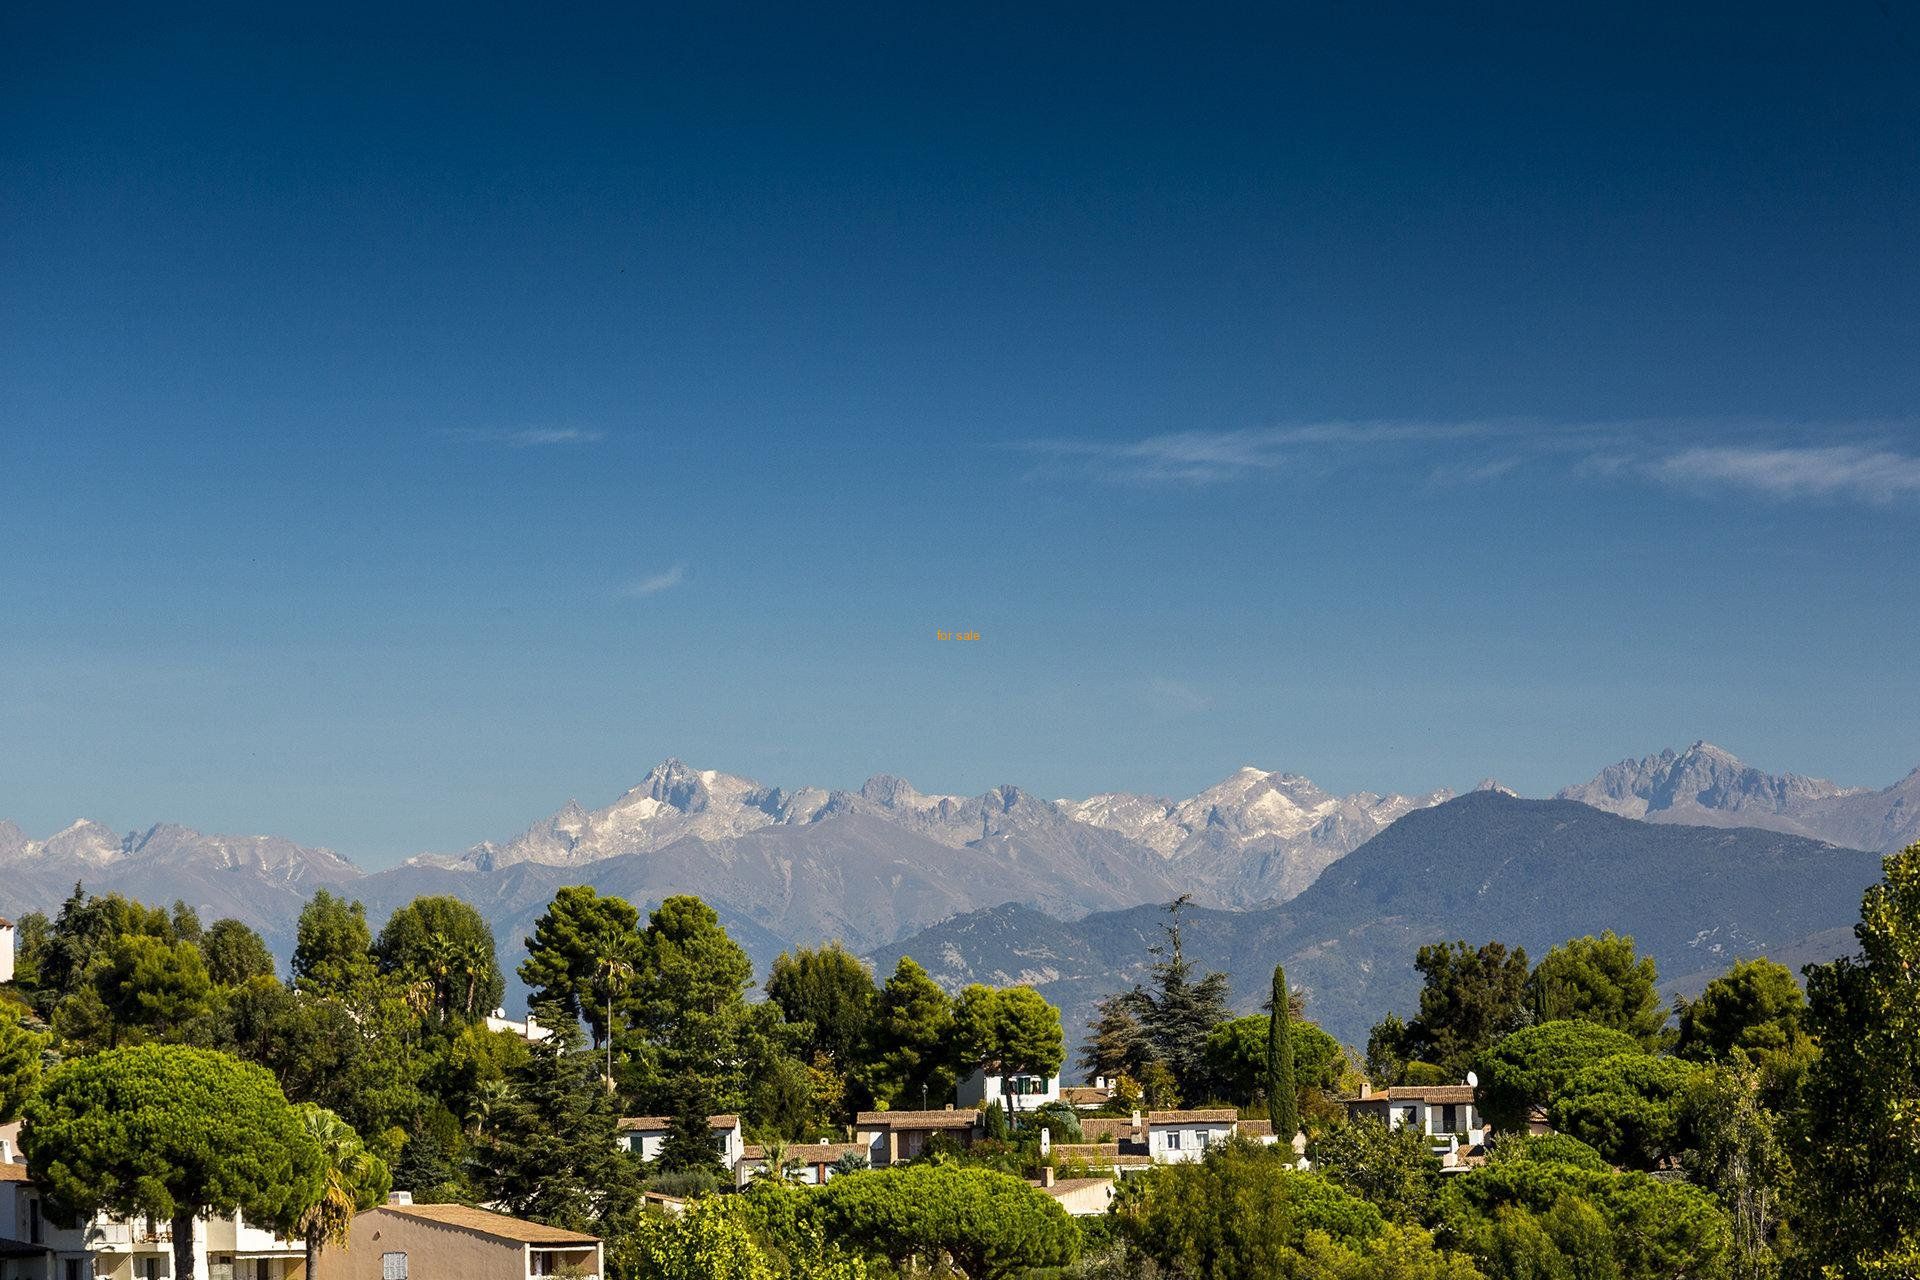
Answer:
3;1;1917;866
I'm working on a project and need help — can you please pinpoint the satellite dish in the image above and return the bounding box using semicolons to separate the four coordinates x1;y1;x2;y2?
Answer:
1465;1071;1479;1088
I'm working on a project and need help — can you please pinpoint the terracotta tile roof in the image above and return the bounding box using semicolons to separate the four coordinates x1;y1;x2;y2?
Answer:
0;917;13;929
789;1143;868;1163
1238;1120;1274;1137
377;1203;599;1246
1145;1109;1238;1125
1050;1143;1121;1159
1078;1118;1139;1141
740;1145;766;1161
855;1109;980;1130
617;1114;741;1132
1060;1087;1112;1105
0;1162;31;1183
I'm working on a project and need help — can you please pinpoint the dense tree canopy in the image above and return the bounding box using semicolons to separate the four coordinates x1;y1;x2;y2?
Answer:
518;884;643;1049
820;1163;1076;1279
202;918;276;987
291;889;376;997
22;1045;327;1280
1473;1020;1643;1134
1528;931;1667;1044
952;983;1065;1093
765;943;877;1069
1548;1052;1699;1170
1792;842;1920;1274
857;956;955;1111
1204;1014;1344;1110
374;895;506;1024
1675;957;1807;1066
0;1005;48;1123
1371;940;1531;1083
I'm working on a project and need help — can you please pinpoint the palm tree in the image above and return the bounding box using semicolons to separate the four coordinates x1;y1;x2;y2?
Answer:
294;1104;392;1279
593;939;637;1092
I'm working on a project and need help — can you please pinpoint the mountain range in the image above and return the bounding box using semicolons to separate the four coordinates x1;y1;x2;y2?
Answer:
0;742;1909;1046
869;791;1884;1046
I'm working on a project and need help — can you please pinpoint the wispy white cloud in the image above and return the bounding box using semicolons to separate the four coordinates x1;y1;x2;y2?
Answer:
617;564;686;599
445;427;607;447
1020;420;1920;505
1145;677;1214;715
1019;421;1504;484
1647;444;1920;503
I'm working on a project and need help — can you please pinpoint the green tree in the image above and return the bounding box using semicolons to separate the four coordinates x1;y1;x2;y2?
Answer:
821;1163;1077;1279
291;889;376;997
374;896;505;1025
1081;991;1152;1082
1683;1061;1787;1280
1308;1115;1444;1225
37;886;177;1010
619;895;758;1114
1547;1052;1698;1171
857;956;956;1111
1529;932;1666;1045
617;1196;779;1280
953;984;1066;1108
477;1012;638;1227
1204;1014;1344;1110
518;885;643;1050
202;918;276;987
1372;941;1531;1083
1126;895;1233;1101
290;1104;391;1279
1792;841;1920;1275
765;943;877;1068
56;932;214;1050
1473;1020;1643;1135
1269;962;1300;1138
9;910;51;994
1675;957;1807;1067
0;1005;49;1123
1439;1153;1731;1280
1116;1139;1482;1277
22;1044;326;1280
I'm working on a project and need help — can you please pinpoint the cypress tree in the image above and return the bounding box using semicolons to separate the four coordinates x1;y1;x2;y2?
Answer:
1266;964;1298;1139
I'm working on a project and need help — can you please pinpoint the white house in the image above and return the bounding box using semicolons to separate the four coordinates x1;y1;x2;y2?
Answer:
1142;1109;1238;1164
0;917;15;986
481;1010;551;1045
1343;1084;1488;1170
954;1068;1060;1114
1;1138;305;1280
853;1110;981;1167
615;1115;745;1169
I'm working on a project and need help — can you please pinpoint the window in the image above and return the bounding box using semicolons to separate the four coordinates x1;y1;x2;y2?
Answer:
382;1252;409;1280
28;1197;40;1243
1165;1130;1182;1150
257;1259;274;1280
66;1260;87;1280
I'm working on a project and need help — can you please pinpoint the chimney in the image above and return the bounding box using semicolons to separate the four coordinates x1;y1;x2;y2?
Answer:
389;1191;413;1206
0;1138;13;1165
1041;1167;1056;1188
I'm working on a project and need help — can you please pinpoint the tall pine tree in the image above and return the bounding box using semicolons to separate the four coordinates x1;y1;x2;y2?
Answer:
1266;964;1297;1139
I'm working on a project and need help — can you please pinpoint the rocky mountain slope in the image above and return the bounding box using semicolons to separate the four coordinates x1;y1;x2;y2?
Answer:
1560;741;1920;851
414;759;1454;909
874;791;1887;1048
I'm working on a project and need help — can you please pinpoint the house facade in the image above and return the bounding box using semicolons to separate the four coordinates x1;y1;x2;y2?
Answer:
312;1200;600;1280
0;917;14;985
1142;1110;1238;1164
0;1143;304;1280
615;1115;745;1169
1343;1084;1488;1170
853;1110;981;1167
954;1068;1060;1113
